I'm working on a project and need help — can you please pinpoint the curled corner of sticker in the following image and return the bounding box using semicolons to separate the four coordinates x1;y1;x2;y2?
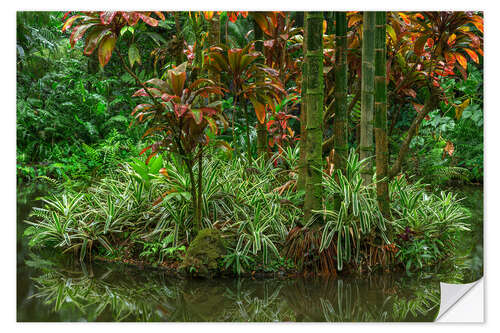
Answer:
436;277;483;322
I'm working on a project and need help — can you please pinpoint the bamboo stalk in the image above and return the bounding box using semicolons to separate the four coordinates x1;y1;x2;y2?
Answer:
374;11;390;216
297;12;308;193
333;12;349;175
360;11;376;185
303;12;324;224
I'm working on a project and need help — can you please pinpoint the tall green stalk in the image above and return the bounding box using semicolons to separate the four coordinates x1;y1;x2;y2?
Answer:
360;11;376;185
303;12;324;224
333;12;348;177
374;12;390;216
254;18;267;158
297;12;308;193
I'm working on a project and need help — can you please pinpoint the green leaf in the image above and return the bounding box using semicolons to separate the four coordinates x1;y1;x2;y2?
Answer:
190;109;203;125
149;155;163;175
98;34;117;67
128;43;141;68
80;239;88;262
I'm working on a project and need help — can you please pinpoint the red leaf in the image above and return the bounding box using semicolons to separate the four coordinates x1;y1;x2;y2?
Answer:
131;104;153;116
152;189;176;207
471;16;483;33
100;11;117;25
447;33;456;46
62;12;71;21
266;120;275;131
444;52;456;65
228;12;238;23
139;145;153;155
138;13;158;27
122;12;139;26
62;15;81;32
250;98;266;124
70;24;94;48
399;12;410;24
464;48;479;63
154;11;166;21
203;11;214;20
412;102;424;114
454;53;467;70
173;104;189;118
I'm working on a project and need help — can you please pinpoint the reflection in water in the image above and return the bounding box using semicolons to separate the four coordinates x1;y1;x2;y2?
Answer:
22;258;440;322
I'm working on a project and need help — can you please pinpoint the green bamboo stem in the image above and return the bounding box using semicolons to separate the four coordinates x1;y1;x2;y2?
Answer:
297;12;308;193
360;11;376;186
374;12;389;216
333;12;349;176
303;12;324;225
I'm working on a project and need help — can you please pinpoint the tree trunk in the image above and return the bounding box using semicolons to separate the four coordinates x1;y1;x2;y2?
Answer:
207;13;221;113
254;18;267;158
388;94;439;179
332;12;349;210
325;12;335;35
360;11;376;185
174;12;184;66
186;158;199;234
208;12;220;47
374;12;390;217
333;12;348;175
297;12;308;193
303;12;324;224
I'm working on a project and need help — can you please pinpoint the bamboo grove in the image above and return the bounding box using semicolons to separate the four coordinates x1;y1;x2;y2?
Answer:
20;11;483;276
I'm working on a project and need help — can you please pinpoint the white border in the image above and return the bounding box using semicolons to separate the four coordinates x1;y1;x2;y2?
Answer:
4;1;498;332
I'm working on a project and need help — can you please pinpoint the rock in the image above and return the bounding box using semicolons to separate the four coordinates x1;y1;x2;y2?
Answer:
180;228;226;278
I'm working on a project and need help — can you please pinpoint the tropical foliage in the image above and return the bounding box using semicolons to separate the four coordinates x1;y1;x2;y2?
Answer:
18;11;482;279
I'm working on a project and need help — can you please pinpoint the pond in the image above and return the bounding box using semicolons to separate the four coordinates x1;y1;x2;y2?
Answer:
16;183;483;322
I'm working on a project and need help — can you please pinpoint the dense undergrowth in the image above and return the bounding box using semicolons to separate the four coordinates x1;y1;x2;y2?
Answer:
24;149;470;276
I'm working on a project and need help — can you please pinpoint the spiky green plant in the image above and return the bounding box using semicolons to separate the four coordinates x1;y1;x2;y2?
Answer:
315;149;389;271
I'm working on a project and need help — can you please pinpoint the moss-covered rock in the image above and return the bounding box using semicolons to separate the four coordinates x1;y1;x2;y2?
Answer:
180;228;226;278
